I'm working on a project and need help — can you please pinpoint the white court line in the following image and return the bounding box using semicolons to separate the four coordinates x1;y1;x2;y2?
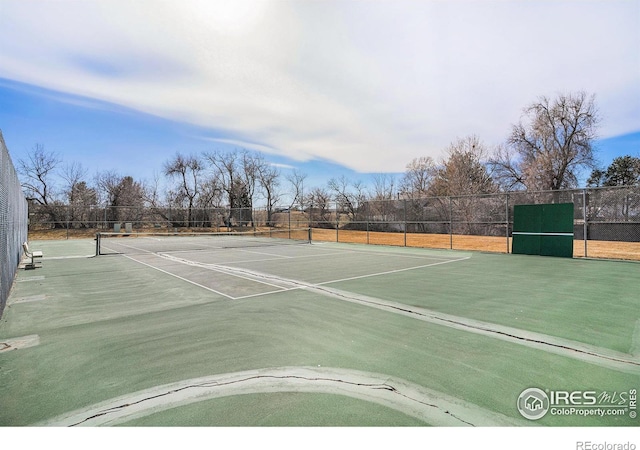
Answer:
316;257;471;286
101;238;225;255
121;254;236;300
151;254;468;301
100;241;153;255
101;242;299;299
206;250;353;266
512;232;574;236
105;241;469;301
159;253;290;291
237;248;294;259
44;255;95;260
229;257;470;300
211;248;459;267
308;242;466;261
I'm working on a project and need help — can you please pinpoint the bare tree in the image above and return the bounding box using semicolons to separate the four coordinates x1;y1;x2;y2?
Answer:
18;144;61;206
240;150;263;208
205;149;271;227
428;136;497;234
61;162;97;228
95;171;145;225
307;186;333;227
430;135;496;197
370;173;397;201
327;175;367;222
163;153;204;227
95;170;121;206
205;150;241;224
285;169;307;209
491;91;600;191
257;163;281;226
400;156;436;198
17;144;65;227
68;182;98;228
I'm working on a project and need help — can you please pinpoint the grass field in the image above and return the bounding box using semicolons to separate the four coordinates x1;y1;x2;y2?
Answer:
1;237;638;428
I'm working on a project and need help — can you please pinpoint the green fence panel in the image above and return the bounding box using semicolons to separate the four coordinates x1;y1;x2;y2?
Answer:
512;204;542;255
513;203;573;258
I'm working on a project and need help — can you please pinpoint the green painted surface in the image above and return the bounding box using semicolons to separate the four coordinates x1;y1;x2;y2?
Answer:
118;393;426;426
1;239;638;427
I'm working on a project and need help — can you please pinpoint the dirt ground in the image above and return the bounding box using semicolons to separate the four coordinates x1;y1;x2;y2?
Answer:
27;227;640;261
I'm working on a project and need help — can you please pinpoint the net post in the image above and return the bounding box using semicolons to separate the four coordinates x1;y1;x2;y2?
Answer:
308;227;312;243
95;232;100;256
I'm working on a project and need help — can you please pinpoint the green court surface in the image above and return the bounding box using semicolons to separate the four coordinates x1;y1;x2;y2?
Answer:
0;238;638;427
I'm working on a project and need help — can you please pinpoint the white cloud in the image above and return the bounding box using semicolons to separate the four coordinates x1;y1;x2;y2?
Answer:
0;0;638;172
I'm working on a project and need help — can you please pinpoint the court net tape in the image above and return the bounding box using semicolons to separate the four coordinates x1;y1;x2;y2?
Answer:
95;228;312;256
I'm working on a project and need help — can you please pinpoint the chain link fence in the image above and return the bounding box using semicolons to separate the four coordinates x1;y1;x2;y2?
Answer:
27;186;640;261
1;131;28;318
306;187;639;260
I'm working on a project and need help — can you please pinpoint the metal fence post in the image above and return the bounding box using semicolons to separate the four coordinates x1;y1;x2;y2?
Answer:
449;196;453;250
335;201;339;242
505;192;510;254
583;188;588;258
404;199;407;247
366;201;370;245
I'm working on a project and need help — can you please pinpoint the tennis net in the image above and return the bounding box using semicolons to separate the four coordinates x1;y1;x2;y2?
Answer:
96;227;312;256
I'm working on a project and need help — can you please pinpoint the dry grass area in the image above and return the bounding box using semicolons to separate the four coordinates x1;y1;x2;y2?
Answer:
27;227;640;261
311;228;640;261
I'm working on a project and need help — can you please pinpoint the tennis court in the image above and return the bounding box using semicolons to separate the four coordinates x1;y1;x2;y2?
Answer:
0;232;638;427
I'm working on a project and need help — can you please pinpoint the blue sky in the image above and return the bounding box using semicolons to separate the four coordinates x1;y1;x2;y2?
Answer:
1;0;638;195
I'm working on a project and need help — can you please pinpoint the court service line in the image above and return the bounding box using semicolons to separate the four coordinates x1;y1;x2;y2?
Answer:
105;246;295;298
237;248;295;259
315;257;471;286
308;242;467;261
158;253;290;291
171;256;469;300
190;248;413;268
212;250;358;266
121;254;236;300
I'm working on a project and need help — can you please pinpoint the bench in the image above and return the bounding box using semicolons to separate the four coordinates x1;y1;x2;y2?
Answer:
23;242;43;270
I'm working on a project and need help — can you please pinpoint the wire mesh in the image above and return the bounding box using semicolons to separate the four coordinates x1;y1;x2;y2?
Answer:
96;227;311;256
26;186;640;260
0;131;29;318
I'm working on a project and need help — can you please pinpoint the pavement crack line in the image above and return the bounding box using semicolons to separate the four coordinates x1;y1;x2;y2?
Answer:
38;367;521;427
158;255;640;374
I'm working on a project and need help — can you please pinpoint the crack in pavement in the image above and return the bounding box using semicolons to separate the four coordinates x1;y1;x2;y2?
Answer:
38;367;518;426
0;335;40;353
